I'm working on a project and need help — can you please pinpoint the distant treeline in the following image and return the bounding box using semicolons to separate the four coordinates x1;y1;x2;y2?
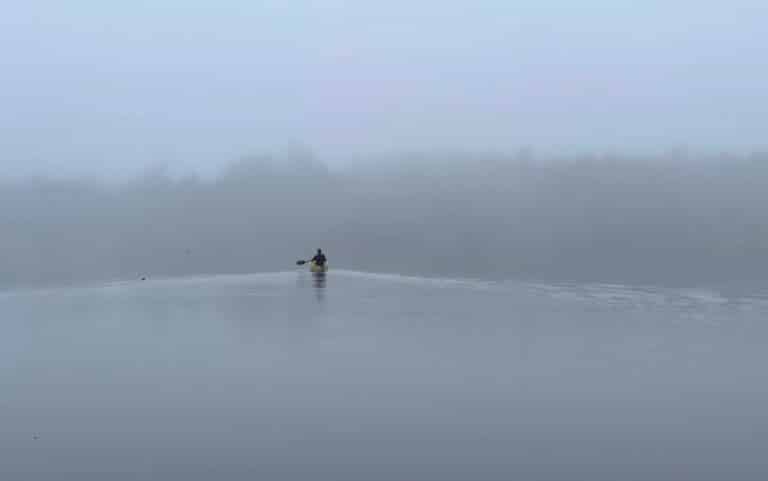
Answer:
2;150;768;288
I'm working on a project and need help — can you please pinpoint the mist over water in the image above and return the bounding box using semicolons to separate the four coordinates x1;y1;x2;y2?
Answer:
2;150;768;288
4;2;768;479
3;1;767;289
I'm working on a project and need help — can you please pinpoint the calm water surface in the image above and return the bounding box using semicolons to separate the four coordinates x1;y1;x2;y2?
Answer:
2;271;768;480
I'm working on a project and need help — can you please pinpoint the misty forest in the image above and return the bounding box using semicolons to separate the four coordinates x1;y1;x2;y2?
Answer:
3;149;767;288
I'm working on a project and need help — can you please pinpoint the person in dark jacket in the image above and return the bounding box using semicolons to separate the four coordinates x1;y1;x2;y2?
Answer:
311;249;327;267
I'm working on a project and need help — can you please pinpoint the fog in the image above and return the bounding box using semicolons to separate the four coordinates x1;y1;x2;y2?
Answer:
2;1;767;287
2;1;768;178
2;150;767;288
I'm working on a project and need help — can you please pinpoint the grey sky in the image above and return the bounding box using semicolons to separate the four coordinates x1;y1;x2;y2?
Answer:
2;0;766;177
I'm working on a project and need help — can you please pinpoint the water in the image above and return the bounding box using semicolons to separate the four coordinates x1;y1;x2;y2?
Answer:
2;270;768;480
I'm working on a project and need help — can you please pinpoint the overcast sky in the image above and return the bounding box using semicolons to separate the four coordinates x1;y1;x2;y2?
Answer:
2;0;766;177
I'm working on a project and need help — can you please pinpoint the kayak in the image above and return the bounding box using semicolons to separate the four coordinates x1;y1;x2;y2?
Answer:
309;261;328;273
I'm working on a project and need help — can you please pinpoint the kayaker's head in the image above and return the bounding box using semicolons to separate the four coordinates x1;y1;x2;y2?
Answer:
317;248;323;254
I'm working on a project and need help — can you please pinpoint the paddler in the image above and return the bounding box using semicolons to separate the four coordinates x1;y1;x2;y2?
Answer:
311;249;327;268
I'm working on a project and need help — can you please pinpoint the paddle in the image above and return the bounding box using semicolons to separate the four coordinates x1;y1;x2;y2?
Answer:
296;260;307;266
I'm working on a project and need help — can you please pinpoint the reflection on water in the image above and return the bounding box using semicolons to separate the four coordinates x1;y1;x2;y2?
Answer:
312;272;326;302
312;272;326;288
296;270;326;302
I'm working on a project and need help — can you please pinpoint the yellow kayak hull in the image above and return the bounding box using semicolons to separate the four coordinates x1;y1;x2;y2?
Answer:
309;261;328;273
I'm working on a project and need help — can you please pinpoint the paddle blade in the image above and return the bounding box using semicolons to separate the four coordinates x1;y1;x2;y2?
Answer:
296;260;306;266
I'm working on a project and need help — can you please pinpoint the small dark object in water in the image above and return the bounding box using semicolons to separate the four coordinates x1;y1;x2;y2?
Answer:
141;277;147;281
